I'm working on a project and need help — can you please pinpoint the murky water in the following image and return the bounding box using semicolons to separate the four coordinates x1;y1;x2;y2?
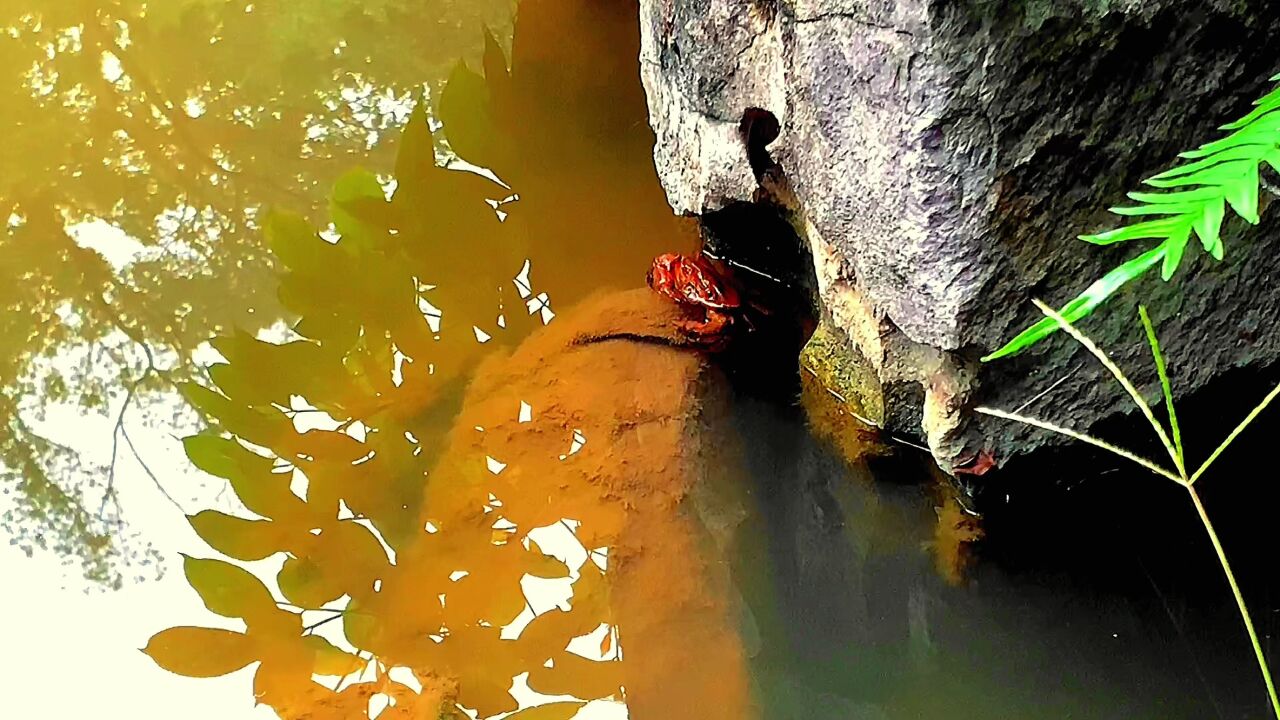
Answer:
2;1;1276;719
727;384;1273;720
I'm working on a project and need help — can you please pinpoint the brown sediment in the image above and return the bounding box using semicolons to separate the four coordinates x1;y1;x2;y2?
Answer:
924;473;985;587
401;288;756;719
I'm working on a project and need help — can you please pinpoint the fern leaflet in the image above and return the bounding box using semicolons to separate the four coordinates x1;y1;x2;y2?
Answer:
985;72;1280;361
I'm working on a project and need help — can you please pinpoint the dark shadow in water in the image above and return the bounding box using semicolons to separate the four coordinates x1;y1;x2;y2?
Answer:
717;312;1278;719
730;400;1216;717
976;360;1280;720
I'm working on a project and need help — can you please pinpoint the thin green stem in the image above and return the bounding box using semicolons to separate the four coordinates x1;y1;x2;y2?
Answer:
1033;300;1182;474
985;313;1278;714
975;406;1184;485
1139;306;1185;475
1186;486;1280;718
1190;380;1280;485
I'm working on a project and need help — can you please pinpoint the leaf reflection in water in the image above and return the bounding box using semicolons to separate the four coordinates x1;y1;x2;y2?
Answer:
0;0;513;584
141;0;747;717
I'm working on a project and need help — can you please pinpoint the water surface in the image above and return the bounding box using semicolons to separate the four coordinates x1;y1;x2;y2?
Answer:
1;1;1276;719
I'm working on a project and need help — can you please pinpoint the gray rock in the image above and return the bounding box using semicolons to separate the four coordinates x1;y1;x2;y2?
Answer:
639;0;1280;471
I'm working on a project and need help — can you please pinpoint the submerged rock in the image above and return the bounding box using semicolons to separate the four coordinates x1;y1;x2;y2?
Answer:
415;288;758;717
638;0;1280;470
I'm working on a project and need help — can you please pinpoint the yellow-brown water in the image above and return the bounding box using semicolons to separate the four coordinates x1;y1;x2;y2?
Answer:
1;1;1276;719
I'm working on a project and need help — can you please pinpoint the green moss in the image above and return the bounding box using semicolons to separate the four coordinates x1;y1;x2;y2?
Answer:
799;320;884;426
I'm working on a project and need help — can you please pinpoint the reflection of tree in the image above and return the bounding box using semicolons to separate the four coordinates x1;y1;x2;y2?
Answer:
141;0;753;715
1;0;512;584
149;167;748;714
437;0;699;304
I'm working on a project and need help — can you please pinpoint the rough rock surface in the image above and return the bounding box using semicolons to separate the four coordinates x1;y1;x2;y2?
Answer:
638;0;1280;470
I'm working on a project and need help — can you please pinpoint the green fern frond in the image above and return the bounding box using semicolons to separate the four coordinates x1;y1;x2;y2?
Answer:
984;72;1280;362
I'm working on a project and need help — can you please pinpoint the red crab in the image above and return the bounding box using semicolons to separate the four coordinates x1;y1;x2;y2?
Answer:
646;252;744;345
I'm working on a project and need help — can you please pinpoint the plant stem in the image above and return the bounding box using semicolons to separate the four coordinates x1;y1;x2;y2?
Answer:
1139;305;1185;474
986;313;1278;714
1186;485;1280;718
974;406;1183;485
1033;300;1182;473
1190;380;1280;484
304;611;347;633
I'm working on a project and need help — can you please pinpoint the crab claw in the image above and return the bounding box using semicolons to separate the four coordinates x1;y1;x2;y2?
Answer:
674;309;732;349
953;449;996;477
